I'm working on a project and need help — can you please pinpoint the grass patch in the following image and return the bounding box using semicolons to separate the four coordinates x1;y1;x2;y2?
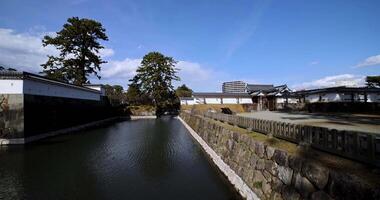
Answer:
212;119;299;154
252;181;262;189
129;105;155;115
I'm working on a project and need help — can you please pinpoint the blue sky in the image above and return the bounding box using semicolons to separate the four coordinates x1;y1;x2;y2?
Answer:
0;0;379;91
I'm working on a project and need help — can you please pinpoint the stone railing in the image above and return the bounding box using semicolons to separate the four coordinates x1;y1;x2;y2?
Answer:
197;111;380;167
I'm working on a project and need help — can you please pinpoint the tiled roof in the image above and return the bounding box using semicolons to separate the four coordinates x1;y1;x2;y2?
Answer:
246;84;274;92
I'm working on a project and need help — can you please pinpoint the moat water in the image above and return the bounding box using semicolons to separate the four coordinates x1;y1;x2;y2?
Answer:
0;117;239;200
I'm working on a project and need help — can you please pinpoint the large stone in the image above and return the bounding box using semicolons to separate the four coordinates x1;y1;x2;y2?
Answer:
266;146;275;159
263;170;273;182
278;166;293;185
273;149;288;166
272;177;284;193
253;170;266;183
255;142;265;158
270;192;283;200
262;180;272;197
249;154;259;168
288;155;303;172
302;161;329;190
226;139;234;151
232;131;239;142
310;191;333;200
242;168;254;184
248;138;257;152
256;159;265;170
327;172;373;200
265;160;278;176
294;173;316;198
281;185;300;200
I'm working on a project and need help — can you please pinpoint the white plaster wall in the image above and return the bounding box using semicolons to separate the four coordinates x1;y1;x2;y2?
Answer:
195;98;205;104
367;93;380;102
239;98;253;104
205;98;221;104
287;98;299;104
0;80;23;94
84;85;105;96
223;98;238;104
340;94;352;102
320;93;340;102
180;99;196;105
276;98;285;104
24;79;100;101
276;97;298;104
306;94;320;103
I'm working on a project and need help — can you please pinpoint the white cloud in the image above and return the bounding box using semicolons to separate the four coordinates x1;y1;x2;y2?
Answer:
99;59;220;91
101;58;141;79
0;28;114;73
0;28;58;72
99;48;115;58
0;27;219;91
177;61;211;81
355;54;380;67
292;74;366;91
309;61;319;65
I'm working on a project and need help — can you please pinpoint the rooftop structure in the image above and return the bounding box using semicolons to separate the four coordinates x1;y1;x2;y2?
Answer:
246;84;274;93
222;81;247;93
193;92;251;98
0;71;103;100
180;92;253;105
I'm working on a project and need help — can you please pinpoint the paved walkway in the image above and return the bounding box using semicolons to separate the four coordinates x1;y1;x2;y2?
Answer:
238;111;380;134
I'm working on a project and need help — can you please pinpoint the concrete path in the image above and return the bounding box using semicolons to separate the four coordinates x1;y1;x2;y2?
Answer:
238;111;380;134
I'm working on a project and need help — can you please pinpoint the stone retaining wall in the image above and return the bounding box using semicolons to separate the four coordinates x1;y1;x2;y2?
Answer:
180;112;380;200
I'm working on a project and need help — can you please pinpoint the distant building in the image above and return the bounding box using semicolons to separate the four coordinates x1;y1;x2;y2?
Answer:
179;97;196;105
180;92;253;105
0;71;116;144
246;84;274;93
248;84;297;111
222;81;247;93
192;92;253;104
295;86;380;103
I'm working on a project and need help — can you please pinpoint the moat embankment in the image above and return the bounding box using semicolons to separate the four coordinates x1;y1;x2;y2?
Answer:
180;111;380;200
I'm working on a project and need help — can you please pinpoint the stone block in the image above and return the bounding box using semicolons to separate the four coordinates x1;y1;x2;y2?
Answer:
266;146;275;159
272;177;284;193
249;154;258;168
265;160;278;176
273;149;288;166
253;171;266;185
310;191;333;200
278;166;293;185
262;180;272;197
232;131;239;142
255;142;265;158
281;185;300;200
288;155;303;172
263;170;273;182
270;192;283;200
256;159;265;170
294;173;316;198
327;172;373;200
302;161;329;190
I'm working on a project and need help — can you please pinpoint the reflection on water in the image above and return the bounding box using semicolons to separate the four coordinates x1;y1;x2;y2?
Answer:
0;117;239;200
